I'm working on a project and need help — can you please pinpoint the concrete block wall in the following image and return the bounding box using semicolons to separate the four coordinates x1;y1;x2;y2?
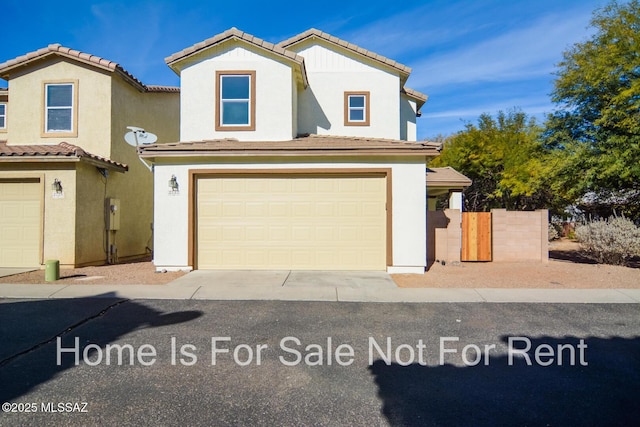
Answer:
491;209;548;263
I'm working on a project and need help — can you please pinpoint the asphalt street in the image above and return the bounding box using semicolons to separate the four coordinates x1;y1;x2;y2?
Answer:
0;297;638;426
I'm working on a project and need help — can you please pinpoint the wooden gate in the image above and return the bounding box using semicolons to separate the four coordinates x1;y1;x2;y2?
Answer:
462;212;492;261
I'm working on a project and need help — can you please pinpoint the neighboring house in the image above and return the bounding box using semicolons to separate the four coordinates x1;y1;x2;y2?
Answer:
0;44;179;268
140;28;441;273
426;167;473;211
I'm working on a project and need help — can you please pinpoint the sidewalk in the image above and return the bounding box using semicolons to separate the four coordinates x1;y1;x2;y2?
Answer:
1;268;639;303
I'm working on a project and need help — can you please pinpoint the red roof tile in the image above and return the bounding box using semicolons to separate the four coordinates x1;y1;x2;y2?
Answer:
0;44;178;94
0;141;128;171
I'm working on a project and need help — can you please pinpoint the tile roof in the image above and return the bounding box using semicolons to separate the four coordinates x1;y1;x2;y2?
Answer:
278;29;412;78
0;44;178;94
402;87;428;112
426;167;472;187
165;27;308;87
146;85;180;93
139;134;442;158
0;141;128;172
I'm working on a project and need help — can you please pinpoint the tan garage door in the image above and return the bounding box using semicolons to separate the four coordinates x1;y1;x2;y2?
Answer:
196;174;387;270
0;179;41;267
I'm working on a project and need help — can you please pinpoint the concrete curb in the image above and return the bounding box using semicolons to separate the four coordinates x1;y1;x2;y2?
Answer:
1;283;639;303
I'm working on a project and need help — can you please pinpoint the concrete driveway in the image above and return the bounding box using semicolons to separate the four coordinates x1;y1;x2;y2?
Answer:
168;270;396;288
165;270;397;301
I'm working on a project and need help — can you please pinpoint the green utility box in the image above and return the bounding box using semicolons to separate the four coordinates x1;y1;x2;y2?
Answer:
45;260;60;282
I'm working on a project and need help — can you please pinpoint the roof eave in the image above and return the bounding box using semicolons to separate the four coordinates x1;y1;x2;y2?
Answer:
0;155;128;172
426;180;473;188
139;150;439;159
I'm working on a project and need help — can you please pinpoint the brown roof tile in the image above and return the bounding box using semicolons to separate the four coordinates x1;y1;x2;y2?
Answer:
278;29;412;78
401;87;428;112
139;134;441;158
426;167;472;187
0;44;178;94
0;141;128;172
146;85;180;93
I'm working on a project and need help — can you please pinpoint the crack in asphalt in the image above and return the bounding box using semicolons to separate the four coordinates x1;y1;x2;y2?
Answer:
0;299;129;368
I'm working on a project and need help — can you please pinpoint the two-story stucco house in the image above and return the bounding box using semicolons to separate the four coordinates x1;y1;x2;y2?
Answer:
0;45;179;268
140;28;440;274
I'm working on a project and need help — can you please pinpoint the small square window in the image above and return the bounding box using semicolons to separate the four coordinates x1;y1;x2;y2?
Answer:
345;92;370;126
216;71;256;131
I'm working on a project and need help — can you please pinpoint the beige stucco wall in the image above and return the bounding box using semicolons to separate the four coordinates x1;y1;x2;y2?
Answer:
107;74;180;261
5;58;112;157
74;162;108;265
427;209;462;270
45;167;78;266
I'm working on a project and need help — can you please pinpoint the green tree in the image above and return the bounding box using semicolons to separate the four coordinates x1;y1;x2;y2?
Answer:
430;110;556;212
545;0;640;219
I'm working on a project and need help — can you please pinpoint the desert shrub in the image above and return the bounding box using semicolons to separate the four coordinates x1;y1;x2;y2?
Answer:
575;216;640;266
548;223;561;241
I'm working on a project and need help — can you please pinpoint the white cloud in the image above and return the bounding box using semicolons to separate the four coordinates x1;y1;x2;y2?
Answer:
410;9;594;89
339;1;495;60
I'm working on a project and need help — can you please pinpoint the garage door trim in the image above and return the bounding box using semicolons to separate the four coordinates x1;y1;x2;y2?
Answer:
188;168;393;269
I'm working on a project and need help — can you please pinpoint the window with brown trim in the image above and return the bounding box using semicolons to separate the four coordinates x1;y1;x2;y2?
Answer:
0;103;6;130
344;91;370;126
215;71;256;131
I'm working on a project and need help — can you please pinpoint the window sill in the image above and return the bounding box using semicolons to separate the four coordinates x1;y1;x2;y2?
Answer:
41;131;78;138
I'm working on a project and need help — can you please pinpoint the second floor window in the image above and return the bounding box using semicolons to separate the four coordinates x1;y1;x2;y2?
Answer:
345;92;370;126
45;83;74;133
216;71;256;131
0;104;5;129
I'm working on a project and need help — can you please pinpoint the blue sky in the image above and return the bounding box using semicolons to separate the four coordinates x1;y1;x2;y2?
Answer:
3;0;606;139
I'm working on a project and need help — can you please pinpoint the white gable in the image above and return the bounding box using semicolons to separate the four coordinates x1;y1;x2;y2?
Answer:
180;42;298;141
291;40;402;140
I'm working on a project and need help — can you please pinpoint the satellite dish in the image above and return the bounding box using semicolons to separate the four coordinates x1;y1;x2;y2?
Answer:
124;126;158;147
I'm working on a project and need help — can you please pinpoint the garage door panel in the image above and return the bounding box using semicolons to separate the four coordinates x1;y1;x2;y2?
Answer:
269;226;291;241
246;202;266;216
0;181;41;267
196;175;386;270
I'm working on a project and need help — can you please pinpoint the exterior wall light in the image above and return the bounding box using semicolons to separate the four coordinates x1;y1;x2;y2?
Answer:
168;175;179;195
52;178;63;198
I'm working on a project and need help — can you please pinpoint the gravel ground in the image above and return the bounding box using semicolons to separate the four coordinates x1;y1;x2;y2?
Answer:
394;239;640;289
1;240;638;288
0;258;186;285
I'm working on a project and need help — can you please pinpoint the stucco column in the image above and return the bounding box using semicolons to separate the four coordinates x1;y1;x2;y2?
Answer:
449;191;463;211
